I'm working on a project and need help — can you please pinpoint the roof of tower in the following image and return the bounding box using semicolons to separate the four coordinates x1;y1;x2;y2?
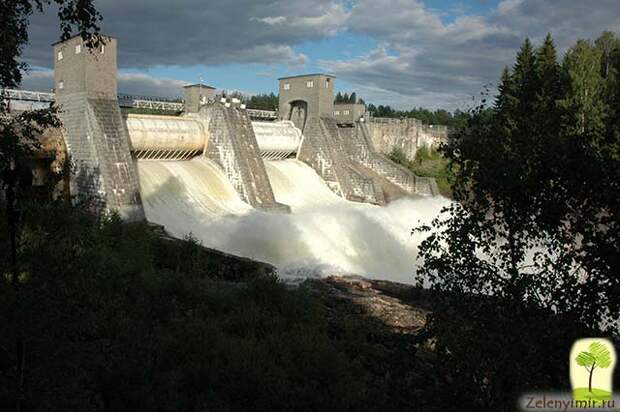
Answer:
278;73;335;81
51;33;116;46
183;83;217;90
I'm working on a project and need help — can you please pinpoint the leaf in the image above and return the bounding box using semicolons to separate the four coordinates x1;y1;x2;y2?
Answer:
576;351;596;367
589;341;613;368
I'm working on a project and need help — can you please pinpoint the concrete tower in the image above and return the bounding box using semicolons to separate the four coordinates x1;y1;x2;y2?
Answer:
53;35;118;99
278;74;335;131
53;35;145;221
183;83;216;114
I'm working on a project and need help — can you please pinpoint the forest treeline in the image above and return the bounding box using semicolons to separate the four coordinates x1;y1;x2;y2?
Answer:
415;31;620;409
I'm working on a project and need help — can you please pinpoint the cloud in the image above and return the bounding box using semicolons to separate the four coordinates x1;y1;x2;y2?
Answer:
20;69;189;98
320;0;620;109
19;0;620;109
23;0;346;69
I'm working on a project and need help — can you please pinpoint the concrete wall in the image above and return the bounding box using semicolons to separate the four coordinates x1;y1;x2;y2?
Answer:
201;102;290;213
367;117;448;160
333;123;439;197
54;36;144;221
350;122;439;196
333;103;366;124
184;84;216;114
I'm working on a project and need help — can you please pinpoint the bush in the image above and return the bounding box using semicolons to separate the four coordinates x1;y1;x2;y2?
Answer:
0;202;368;411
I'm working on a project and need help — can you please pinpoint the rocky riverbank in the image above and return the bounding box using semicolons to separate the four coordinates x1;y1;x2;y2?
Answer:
306;275;439;410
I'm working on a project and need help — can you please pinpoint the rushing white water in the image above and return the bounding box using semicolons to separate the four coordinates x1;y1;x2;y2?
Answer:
137;158;449;284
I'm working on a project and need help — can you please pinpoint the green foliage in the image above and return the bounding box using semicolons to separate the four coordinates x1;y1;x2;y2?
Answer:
0;1;100;89
246;92;279;111
576;342;612;369
0;202;370;411
121;107;182;116
387;146;454;197
559;40;607;137
415;32;620;408
334;91;360;104
387;147;409;166
1;7;100;409
366;104;469;128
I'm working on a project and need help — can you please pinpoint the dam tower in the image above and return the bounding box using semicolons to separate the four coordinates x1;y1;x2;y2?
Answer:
53;35;144;220
278;74;335;132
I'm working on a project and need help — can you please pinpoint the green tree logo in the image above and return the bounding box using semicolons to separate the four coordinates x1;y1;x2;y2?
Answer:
573;341;614;402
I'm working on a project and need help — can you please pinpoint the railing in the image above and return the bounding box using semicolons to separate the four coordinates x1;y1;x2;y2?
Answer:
4;89;278;120
2;89;55;102
369;117;422;125
246;109;278;120
131;99;184;112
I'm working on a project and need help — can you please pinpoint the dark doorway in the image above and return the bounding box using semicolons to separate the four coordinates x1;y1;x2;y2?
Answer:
287;100;308;132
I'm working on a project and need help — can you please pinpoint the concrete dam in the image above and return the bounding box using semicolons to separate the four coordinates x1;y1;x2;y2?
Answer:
10;35;450;282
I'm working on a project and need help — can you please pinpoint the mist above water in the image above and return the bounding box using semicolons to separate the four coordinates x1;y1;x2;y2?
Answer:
137;158;449;284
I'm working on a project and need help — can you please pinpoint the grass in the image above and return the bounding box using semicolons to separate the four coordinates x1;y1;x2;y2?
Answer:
387;146;454;198
573;388;613;405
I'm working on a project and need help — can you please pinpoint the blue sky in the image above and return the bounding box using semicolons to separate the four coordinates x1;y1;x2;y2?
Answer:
21;0;620;110
128;1;503;97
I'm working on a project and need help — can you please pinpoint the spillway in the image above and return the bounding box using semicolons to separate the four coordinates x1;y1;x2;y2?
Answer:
137;158;252;237
136;157;449;284
264;159;345;209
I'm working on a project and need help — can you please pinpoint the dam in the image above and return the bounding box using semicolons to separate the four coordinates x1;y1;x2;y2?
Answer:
7;34;450;282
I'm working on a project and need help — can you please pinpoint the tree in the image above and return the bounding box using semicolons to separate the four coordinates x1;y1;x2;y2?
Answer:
559;40;606;137
247;92;278;110
0;2;100;410
349;92;357;104
575;342;612;393
415;33;620;408
595;31;620;79
335;91;344;103
535;34;561;113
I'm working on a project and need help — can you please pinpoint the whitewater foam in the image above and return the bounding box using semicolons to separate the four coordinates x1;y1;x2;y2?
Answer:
137;158;449;284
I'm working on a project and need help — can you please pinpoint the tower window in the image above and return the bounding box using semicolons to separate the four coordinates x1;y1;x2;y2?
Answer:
306;80;314;88
326;78;331;88
283;83;290;90
100;45;105;54
58;81;64;90
57;51;63;61
75;44;82;54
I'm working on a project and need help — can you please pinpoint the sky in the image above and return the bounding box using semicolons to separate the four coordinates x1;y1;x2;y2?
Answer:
19;0;620;110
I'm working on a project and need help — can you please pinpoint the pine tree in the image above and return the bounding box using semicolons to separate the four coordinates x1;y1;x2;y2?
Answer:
335;92;343;104
350;92;357;104
536;34;561;111
513;38;538;119
495;67;519;143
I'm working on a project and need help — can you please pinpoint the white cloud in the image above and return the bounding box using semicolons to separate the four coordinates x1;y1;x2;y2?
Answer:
20;0;620;109
21;69;190;98
320;0;620;109
24;0;346;68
